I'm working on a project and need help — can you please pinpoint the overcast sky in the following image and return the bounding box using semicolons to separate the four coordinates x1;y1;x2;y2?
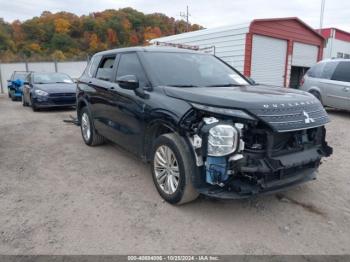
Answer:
0;0;349;31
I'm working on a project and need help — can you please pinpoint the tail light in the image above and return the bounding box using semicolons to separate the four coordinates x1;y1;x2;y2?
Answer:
300;77;305;86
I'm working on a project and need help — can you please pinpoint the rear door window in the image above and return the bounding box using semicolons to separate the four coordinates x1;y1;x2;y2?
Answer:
331;62;350;82
321;61;338;79
116;53;148;88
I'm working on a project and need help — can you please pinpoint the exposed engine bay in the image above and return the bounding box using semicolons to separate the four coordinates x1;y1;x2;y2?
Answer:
181;107;333;198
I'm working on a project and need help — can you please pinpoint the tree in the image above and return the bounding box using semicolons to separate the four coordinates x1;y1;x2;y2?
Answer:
121;18;131;31
144;26;162;42
0;31;12;51
107;28;119;47
11;20;24;43
0;19;14;52
28;43;41;53
88;33;99;51
51;50;66;60
129;32;139;46
54;18;71;34
51;33;75;52
0;8;203;61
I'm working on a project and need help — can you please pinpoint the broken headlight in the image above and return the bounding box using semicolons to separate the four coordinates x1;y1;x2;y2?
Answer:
191;103;255;120
208;124;238;156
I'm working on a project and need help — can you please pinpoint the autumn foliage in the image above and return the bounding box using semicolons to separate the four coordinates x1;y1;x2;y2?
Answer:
0;8;203;62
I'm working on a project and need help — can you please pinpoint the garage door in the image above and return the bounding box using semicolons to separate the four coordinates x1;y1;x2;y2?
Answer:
292;42;319;67
251;34;287;86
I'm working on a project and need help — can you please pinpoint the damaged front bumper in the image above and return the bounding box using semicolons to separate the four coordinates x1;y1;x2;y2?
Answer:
197;167;317;199
184;113;332;200
198;145;330;199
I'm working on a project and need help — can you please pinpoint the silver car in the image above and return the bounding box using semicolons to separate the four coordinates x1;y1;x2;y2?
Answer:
300;59;350;111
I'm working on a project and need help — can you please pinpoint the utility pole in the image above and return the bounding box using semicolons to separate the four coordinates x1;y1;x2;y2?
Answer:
319;0;326;33
0;60;3;94
180;6;191;32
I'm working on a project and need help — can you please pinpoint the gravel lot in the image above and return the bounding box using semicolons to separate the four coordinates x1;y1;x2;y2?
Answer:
0;94;349;255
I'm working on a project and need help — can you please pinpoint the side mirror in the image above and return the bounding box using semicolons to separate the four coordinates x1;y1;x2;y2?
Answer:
117;75;139;90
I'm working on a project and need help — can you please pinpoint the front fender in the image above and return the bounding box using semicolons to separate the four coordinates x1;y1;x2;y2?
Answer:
143;117;178;160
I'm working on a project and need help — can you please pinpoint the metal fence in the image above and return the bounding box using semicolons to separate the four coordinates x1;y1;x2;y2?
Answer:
0;60;88;93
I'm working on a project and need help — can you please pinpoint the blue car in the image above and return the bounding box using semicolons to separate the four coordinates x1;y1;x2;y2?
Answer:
22;72;77;111
7;71;31;101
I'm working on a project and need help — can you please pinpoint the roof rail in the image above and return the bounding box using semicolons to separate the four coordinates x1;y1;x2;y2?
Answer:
153;41;216;55
153;41;199;51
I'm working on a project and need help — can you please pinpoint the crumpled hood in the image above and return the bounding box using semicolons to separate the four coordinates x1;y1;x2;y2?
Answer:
163;85;330;132
34;83;76;93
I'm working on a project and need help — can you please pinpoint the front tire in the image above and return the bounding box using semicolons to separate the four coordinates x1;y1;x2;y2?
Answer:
31;97;38;111
151;133;199;205
79;107;105;146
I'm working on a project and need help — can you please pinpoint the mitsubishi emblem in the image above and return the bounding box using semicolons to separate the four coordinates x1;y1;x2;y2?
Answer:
303;111;315;124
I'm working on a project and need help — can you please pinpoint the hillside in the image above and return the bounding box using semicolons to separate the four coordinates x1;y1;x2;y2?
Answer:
0;8;202;62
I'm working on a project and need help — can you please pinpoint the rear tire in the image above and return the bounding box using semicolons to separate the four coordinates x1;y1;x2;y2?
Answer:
151;133;199;205
79;107;105;146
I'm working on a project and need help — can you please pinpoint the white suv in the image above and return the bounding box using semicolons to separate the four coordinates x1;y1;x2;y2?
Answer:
300;59;350;111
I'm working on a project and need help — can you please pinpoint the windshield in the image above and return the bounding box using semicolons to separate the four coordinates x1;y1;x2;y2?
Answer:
13;72;29;81
142;52;249;87
33;73;73;84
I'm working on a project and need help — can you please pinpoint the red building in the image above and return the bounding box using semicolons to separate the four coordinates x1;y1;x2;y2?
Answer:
320;28;350;59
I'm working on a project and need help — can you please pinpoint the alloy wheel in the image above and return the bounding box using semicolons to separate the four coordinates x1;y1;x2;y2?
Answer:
154;145;180;195
81;113;91;141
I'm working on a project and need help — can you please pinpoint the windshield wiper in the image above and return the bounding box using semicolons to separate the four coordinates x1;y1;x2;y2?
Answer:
205;83;245;87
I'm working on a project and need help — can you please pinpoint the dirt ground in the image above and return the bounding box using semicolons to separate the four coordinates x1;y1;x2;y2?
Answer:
0;94;349;255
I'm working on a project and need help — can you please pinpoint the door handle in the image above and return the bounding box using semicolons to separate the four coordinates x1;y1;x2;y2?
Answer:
343;87;350;92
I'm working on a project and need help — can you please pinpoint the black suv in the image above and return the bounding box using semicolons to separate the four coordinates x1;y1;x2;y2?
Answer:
77;47;332;204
